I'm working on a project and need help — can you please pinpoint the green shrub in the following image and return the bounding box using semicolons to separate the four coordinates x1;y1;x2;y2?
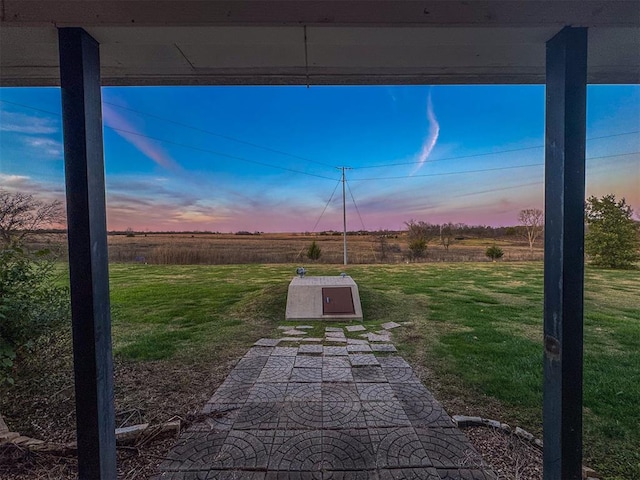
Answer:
307;240;321;260
485;245;504;261
408;239;427;259
585;194;639;269
0;247;70;385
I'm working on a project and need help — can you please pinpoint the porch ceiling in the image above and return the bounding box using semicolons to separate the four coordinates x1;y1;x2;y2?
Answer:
1;1;639;86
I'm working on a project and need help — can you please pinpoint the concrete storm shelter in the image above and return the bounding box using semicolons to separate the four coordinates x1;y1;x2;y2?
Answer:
1;1;638;479
286;275;364;321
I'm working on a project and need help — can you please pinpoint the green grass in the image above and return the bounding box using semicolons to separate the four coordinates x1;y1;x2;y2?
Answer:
105;262;638;480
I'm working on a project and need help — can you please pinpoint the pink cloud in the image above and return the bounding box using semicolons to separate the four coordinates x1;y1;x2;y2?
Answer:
102;104;181;172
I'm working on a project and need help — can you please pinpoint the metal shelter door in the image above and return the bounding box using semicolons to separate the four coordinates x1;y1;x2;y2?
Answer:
322;287;355;315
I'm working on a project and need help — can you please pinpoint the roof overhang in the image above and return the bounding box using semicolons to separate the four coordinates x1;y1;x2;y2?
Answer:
1;1;639;86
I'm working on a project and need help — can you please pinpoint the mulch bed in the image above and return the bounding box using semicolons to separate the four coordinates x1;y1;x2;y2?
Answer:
464;425;543;480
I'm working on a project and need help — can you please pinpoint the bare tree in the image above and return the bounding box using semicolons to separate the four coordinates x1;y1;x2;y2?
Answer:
0;190;64;247
439;222;455;251
375;229;391;261
518;208;544;254
405;219;438;259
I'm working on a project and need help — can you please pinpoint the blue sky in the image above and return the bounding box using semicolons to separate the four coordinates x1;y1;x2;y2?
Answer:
0;85;638;232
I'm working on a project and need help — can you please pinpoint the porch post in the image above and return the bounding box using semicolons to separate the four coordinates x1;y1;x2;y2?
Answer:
543;26;588;480
58;28;116;479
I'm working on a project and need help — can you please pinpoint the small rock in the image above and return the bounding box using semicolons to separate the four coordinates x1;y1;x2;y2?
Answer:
582;466;600;479
515;426;535;442
483;419;502;429
381;321;402;330
345;325;366;332
453;415;483;428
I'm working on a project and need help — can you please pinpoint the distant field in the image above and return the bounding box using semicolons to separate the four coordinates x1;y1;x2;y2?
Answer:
2;262;636;479
32;231;543;264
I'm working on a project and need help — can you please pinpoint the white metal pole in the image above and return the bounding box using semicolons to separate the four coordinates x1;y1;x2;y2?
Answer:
342;167;347;266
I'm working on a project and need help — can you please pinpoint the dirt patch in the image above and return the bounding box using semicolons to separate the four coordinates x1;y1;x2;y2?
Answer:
464;426;543;480
0;330;238;479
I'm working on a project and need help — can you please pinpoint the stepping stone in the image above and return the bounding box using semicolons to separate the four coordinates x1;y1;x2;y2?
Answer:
352;366;387;384
347;338;370;345
370;344;397;353
324;346;348;356
325;331;346;338
350;354;380;367
279;337;304;342
382;321;402;330
346;325;367;332
301;337;323;342
294;356;323;368
325;327;343;332
367;333;391;342
291;367;322;382
322;356;351;368
322;367;354;382
277;326;291;330
325;337;348;343
296;325;314;329
282;329;306;336
254;338;280;347
347;344;372;353
265;356;295;369
273;346;298;356
299;344;323;355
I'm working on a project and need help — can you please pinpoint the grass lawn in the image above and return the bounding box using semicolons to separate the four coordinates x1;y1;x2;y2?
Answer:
104;262;639;480
3;262;635;479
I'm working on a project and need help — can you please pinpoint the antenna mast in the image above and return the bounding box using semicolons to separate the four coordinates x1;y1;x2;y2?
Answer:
340;166;352;266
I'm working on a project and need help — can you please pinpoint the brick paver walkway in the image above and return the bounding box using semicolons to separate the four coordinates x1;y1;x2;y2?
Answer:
154;326;496;480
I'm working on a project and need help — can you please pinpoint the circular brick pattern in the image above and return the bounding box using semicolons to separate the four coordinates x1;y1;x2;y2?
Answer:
227;368;262;383
373;427;431;468
283;401;323;428
286;382;322;401
391;383;433;403
269;431;324;471
214;430;271;468
247;383;288;403
322;400;363;428
265;356;296;369
363;401;411;427
257;367;292;383
322;430;375;470
322;384;360;403
357;383;397;402
235;402;281;429
209;384;251;404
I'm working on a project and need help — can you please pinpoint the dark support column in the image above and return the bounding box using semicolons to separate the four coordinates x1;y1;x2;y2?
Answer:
543;27;588;480
58;28;116;479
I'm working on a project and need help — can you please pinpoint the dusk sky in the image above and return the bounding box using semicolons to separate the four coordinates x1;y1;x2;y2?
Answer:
1;85;638;232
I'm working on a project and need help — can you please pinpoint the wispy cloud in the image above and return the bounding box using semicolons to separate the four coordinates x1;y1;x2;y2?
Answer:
411;93;440;175
0;173;66;204
102;104;181;172
22;137;63;157
0;110;58;135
